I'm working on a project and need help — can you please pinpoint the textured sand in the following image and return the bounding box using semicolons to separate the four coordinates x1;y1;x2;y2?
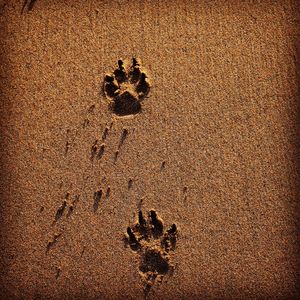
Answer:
0;0;299;299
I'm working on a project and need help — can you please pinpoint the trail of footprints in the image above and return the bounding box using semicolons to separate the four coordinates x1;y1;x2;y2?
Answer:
49;123;129;254
47;58;179;295
52;192;80;225
91;124;128;164
47;193;80;254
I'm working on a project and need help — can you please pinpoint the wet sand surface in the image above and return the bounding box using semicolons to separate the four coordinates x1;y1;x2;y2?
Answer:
0;1;299;299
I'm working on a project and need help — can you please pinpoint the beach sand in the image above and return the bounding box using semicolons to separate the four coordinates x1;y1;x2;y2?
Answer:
0;0;299;298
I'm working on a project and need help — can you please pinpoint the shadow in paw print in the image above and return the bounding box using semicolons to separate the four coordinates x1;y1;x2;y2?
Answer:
140;248;169;274
125;209;177;298
103;58;150;116
113;92;141;116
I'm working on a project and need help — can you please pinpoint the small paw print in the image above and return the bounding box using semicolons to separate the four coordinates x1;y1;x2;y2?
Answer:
103;58;150;116
125;210;177;296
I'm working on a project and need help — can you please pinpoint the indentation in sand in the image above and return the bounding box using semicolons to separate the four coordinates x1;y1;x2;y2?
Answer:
103;58;150;116
125;210;177;297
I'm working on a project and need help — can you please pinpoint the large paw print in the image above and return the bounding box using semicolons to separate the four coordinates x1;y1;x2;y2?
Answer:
125;210;177;296
103;58;150;116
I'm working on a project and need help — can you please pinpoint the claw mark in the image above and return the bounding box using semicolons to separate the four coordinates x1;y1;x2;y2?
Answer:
46;232;62;253
138;210;147;237
160;161;166;171
125;210;178;297
149;210;163;238
127;227;140;251
93;189;102;212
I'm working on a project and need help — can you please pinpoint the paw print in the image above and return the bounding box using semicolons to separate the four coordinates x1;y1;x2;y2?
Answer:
125;210;177;296
103;58;150;116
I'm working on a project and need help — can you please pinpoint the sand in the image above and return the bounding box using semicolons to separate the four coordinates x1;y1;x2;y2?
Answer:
0;0;299;299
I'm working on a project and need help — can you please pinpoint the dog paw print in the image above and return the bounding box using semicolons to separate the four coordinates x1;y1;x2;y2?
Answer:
103;58;150;116
125;210;177;296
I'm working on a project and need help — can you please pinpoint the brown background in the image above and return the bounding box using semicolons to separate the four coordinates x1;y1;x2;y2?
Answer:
0;0;299;299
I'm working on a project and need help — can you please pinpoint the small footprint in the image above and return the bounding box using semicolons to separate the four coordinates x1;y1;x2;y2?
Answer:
119;128;128;148
93;189;102;212
46;232;62;253
53;194;68;223
105;187;111;198
128;179;133;189
91;140;105;161
55;266;61;279
102;126;109;141
183;186;188;201
67;195;80;217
